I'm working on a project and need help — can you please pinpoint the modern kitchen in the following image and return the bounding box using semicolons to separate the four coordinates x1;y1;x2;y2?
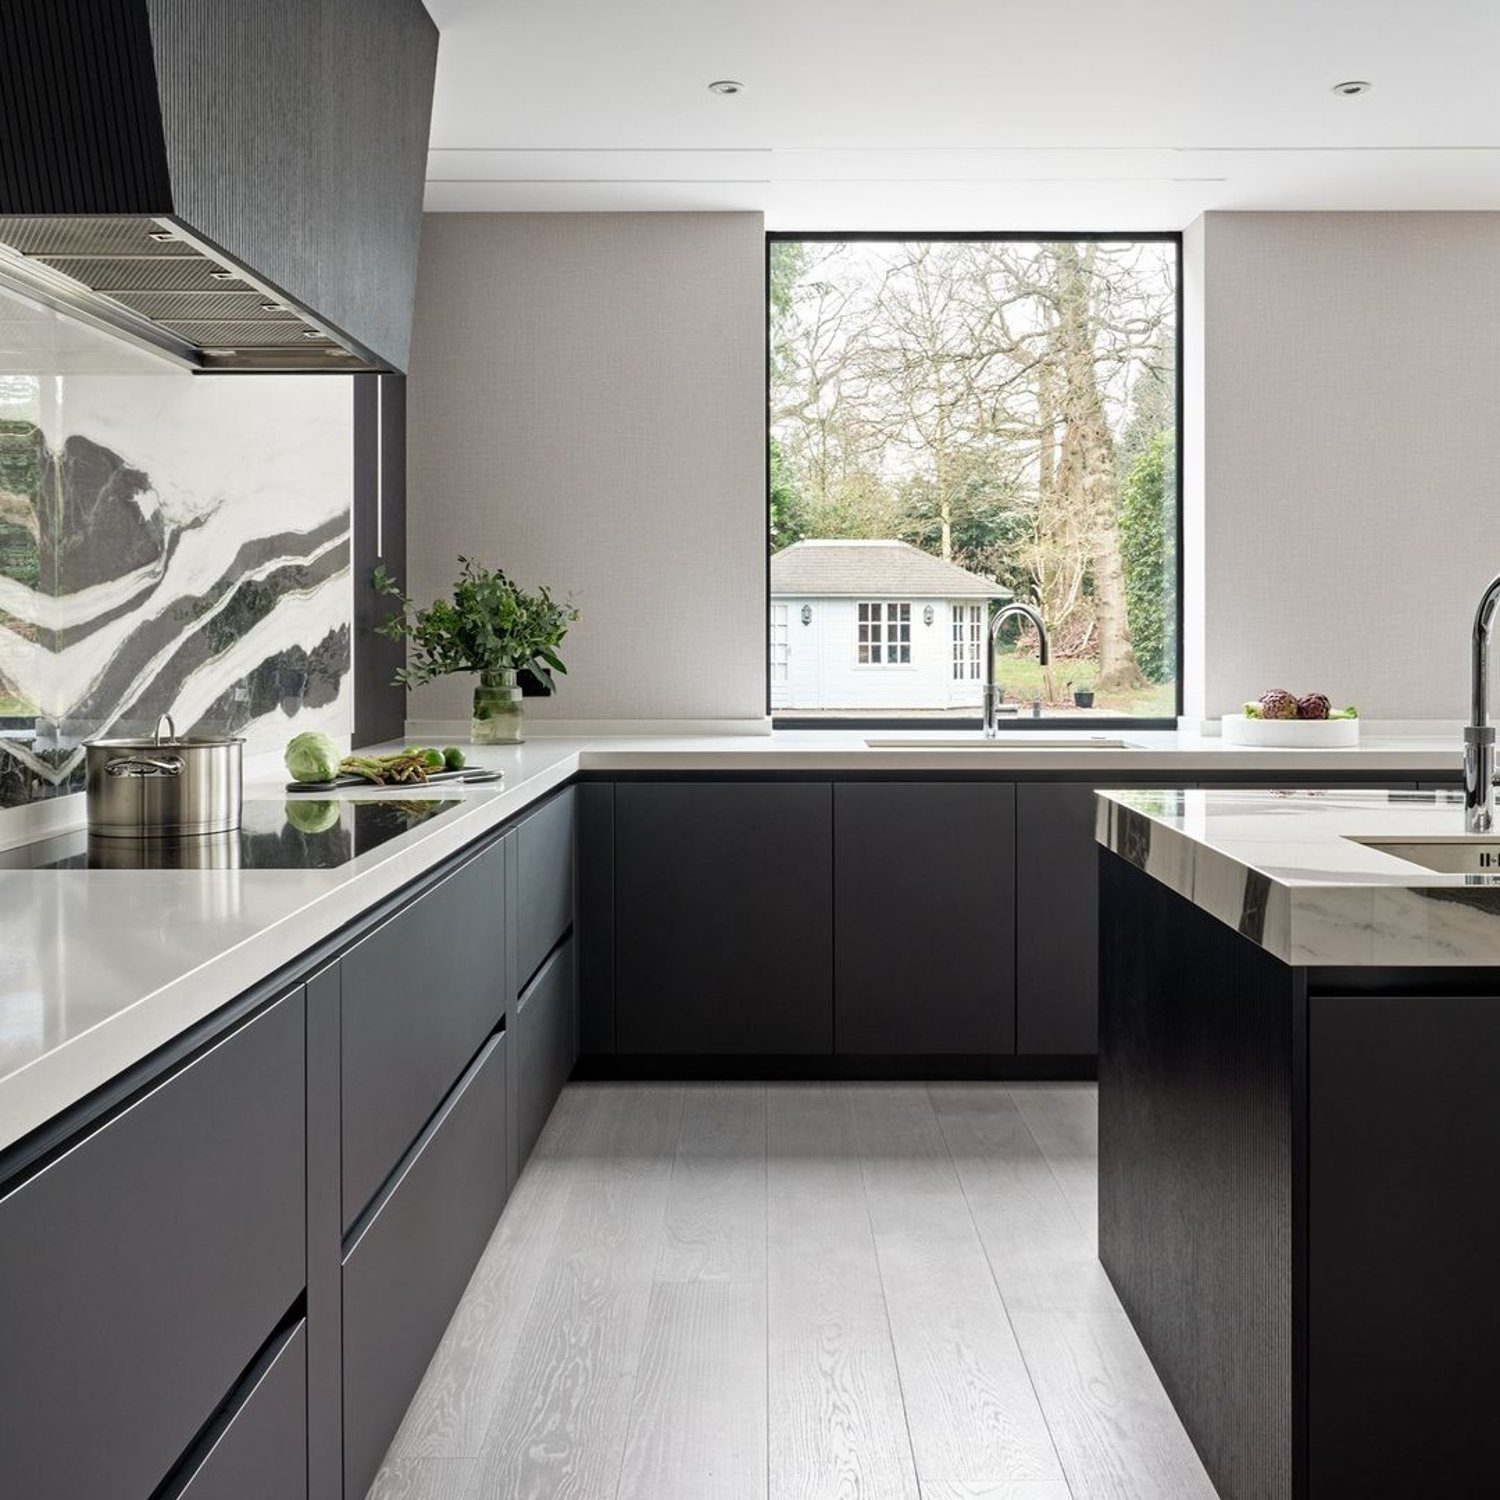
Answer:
2;4;1497;1499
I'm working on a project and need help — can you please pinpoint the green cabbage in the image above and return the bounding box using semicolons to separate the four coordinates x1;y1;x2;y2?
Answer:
284;798;341;834
285;730;341;783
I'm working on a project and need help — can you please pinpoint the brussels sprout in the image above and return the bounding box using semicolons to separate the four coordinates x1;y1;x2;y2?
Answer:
285;799;341;834
443;745;466;771
285;730;341;783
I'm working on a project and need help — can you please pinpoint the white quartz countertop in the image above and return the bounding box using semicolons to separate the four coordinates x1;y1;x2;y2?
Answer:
1096;786;1500;968
0;727;1465;1154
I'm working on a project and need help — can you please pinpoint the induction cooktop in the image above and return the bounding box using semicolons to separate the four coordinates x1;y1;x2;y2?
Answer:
7;797;463;871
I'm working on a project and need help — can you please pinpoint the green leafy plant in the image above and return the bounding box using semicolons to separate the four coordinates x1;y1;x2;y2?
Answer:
372;559;579;692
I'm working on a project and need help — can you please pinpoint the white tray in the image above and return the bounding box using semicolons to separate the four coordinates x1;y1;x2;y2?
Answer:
1221;714;1359;748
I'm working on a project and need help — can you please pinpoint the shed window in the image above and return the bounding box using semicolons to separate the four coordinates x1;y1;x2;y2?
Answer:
858;601;911;665
953;604;984;680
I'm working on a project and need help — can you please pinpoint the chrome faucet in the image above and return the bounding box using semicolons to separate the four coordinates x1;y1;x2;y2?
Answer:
1463;574;1500;831
984;602;1051;737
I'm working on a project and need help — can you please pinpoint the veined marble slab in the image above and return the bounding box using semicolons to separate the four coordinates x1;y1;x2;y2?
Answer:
1097;787;1500;968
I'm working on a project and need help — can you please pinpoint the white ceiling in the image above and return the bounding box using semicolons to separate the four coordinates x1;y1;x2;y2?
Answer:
422;0;1500;227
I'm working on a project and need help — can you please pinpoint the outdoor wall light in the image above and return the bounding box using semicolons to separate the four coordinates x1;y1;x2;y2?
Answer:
923;605;934;625
800;605;812;625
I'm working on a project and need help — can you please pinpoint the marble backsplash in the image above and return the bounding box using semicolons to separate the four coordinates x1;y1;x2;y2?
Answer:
0;356;354;811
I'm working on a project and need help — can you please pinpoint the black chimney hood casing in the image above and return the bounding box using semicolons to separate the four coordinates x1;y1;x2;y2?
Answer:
0;0;437;373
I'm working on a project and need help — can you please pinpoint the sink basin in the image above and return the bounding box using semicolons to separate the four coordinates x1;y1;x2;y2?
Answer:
865;735;1136;750
1351;837;1500;875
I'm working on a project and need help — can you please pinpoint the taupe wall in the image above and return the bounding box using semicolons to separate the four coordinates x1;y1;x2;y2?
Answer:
405;212;767;726
1184;211;1500;723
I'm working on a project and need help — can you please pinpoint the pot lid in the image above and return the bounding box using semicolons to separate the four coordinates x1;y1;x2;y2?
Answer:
85;713;243;751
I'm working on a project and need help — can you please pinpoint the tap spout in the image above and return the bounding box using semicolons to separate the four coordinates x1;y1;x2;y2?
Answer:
1463;574;1500;832
984;602;1051;736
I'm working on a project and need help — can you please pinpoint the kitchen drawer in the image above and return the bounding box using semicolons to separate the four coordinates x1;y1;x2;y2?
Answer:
0;989;305;1500
168;1321;308;1500
516;786;575;989
342;1031;509;1500
341;838;507;1228
516;935;576;1167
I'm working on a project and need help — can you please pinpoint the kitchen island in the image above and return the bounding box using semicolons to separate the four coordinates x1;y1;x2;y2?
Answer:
1095;788;1500;1500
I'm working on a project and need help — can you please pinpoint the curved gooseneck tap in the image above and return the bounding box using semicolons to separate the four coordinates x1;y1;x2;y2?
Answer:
984;601;1051;737
1463;574;1500;832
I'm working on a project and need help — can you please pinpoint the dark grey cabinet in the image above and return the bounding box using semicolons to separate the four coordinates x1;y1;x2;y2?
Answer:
0;990;305;1500
834;782;1016;1054
615;781;833;1054
340;840;507;1228
171;1321;308;1500
515;787;576;990
1015;782;1106;1055
516;937;577;1165
342;1032;509;1500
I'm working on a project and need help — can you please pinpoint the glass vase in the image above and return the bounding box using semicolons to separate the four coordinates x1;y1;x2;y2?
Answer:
471;668;523;745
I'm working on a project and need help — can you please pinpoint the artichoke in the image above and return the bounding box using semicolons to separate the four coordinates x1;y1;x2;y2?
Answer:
1296;693;1331;721
443;745;466;771
1258;689;1299;721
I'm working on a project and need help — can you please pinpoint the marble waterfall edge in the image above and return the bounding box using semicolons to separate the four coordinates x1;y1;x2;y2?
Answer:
1096;787;1500;967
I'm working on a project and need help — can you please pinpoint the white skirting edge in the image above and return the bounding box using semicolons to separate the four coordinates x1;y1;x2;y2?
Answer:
404;717;776;740
0;792;86;850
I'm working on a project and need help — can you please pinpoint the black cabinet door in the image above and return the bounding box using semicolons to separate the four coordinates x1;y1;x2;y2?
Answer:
0;990;305;1500
173;1321;308;1500
834;782;1016;1055
516;787;576;990
341;838;507;1228
342;1032;509;1500
516;937;577;1169
615;781;833;1054
1015;782;1103;1055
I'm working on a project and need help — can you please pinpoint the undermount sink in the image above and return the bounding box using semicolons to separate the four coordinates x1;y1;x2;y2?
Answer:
865;735;1137;750
1351;836;1500;875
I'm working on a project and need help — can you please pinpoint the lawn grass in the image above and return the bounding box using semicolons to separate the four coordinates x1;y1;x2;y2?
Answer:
0;695;37;717
994;653;1176;719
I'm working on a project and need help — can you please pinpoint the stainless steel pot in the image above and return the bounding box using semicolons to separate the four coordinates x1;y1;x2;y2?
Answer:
85;714;243;838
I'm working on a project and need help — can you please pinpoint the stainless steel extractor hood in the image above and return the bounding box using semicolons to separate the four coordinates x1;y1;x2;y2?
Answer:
0;1;438;374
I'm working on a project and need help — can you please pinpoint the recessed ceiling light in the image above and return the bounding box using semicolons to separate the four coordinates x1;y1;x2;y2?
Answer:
707;79;744;95
147;229;176;242
1331;79;1371;96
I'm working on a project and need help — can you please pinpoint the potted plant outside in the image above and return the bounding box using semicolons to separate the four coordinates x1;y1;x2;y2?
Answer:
372;559;578;744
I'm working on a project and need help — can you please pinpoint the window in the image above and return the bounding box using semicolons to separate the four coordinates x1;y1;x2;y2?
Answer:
953;604;983;681
770;603;789;683
858;601;910;665
769;234;1180;722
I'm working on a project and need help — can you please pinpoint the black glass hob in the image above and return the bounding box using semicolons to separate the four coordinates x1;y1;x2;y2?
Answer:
14;797;463;871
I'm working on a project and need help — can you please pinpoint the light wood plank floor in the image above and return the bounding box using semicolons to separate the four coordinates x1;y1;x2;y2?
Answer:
371;1082;1217;1500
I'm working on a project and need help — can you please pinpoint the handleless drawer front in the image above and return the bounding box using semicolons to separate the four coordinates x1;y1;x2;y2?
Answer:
516;936;577;1166
342;1031;509;1500
0;990;305;1500
170;1321;308;1500
516;787;576;989
341;838;507;1228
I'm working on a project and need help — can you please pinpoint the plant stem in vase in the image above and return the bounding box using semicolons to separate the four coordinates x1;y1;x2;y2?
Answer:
472;668;524;744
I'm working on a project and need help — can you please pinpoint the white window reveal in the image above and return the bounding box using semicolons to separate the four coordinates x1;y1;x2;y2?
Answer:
858;601;911;665
770;603;789;683
952;603;984;680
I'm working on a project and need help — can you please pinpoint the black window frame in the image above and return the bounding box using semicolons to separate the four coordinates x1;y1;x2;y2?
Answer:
765;229;1185;731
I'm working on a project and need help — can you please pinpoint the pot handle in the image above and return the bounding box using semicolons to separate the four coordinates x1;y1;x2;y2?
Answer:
105;755;185;779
